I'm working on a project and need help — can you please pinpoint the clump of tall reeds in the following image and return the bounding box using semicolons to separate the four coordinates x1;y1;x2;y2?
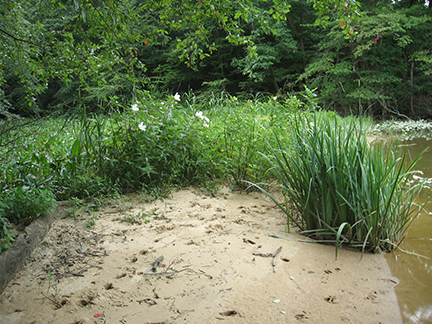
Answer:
257;113;426;255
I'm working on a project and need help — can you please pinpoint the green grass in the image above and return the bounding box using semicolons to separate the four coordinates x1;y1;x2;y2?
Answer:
252;112;427;255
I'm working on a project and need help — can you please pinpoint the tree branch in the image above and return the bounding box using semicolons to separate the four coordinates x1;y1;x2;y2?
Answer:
0;27;39;46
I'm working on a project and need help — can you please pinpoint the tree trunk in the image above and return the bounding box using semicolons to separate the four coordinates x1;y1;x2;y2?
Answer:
286;13;307;72
411;61;415;115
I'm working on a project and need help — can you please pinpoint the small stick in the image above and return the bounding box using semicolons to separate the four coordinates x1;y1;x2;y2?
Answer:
67;264;103;277
41;293;63;308
144;268;196;276
252;252;273;257
272;246;282;272
151;255;164;272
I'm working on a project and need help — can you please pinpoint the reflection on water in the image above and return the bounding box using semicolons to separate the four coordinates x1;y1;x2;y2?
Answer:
384;138;432;324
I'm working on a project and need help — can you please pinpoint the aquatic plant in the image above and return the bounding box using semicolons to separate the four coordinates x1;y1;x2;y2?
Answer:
255;113;427;255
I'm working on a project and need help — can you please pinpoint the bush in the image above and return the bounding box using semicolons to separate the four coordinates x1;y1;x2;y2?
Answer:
0;186;57;252
0;216;14;253
257;112;426;254
0;186;57;227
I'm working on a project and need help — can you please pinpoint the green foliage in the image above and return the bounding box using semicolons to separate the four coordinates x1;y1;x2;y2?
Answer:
0;186;57;227
255;112;426;254
1;89;429;256
302;4;432;117
1;0;136;114
2;0;370;116
0;217;15;253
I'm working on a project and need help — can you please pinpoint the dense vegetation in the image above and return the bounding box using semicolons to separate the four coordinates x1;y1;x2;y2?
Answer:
0;0;430;254
1;0;431;118
0;94;427;255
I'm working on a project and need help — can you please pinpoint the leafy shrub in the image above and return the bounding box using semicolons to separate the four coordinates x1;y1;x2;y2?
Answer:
0;186;57;252
0;216;14;253
0;186;57;227
98;97;217;190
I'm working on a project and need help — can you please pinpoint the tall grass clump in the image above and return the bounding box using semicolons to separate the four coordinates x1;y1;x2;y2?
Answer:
259;113;426;254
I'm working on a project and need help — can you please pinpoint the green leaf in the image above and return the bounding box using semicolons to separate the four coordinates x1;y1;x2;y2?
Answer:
81;8;87;23
71;140;81;157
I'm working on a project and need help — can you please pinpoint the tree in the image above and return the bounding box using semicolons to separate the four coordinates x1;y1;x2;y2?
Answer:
1;0;134;115
0;0;363;115
300;2;432;118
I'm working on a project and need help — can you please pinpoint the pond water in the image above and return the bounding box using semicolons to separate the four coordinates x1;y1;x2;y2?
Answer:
384;138;432;324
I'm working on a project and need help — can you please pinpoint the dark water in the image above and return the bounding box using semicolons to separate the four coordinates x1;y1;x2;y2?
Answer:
384;138;432;324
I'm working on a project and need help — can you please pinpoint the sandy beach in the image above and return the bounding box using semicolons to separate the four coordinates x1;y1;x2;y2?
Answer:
0;187;402;324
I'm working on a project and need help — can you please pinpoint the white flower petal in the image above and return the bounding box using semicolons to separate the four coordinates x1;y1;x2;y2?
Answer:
138;122;146;131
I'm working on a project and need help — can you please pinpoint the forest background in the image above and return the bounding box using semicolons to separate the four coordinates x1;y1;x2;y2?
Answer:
1;0;431;119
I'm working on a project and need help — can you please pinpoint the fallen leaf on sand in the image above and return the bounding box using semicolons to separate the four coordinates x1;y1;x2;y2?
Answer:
219;310;238;316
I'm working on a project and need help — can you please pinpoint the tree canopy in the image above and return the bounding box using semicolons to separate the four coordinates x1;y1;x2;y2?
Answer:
1;0;431;118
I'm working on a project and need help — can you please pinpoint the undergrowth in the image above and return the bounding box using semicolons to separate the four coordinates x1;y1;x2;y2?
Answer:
0;90;428;256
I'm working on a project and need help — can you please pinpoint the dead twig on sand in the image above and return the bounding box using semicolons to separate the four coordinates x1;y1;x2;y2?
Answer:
151;255;164;272
66;264;103;278
273;246;282;272
41;292;63;309
252;252;273;257
143;268;194;276
252;246;282;272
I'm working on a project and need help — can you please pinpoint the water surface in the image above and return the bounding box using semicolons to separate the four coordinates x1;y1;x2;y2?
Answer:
384;138;432;324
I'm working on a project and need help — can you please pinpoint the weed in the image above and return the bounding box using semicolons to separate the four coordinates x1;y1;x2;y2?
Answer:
85;213;98;228
253;112;427;255
0;186;57;227
121;212;150;225
67;197;85;217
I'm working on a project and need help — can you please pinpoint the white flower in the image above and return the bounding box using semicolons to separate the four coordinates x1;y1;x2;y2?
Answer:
174;93;181;101
131;103;139;111
203;123;209;128
138;122;146;131
195;111;210;123
273;96;277;101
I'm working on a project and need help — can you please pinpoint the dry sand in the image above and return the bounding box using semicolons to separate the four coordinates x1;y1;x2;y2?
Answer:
0;187;402;324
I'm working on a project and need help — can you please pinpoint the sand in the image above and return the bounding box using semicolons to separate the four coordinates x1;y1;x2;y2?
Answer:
0;187;402;324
